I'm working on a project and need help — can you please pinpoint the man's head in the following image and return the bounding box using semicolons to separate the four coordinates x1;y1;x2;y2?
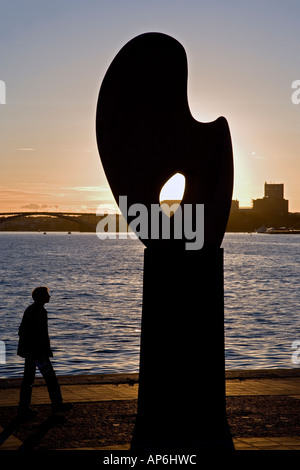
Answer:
32;286;51;305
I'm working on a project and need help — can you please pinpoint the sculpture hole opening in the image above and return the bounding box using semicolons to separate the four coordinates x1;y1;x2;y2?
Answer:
159;172;186;217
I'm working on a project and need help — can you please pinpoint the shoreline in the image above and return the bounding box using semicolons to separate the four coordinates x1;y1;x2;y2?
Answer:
1;368;300;389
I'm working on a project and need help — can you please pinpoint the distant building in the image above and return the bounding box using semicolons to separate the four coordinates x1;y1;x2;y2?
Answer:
252;182;288;216
226;182;292;232
252;198;288;216
230;200;239;212
264;183;284;199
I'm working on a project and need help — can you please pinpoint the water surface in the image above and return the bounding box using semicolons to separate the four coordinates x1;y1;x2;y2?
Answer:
0;232;299;377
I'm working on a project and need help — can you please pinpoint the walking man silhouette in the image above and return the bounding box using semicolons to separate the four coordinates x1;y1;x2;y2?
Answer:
17;286;72;419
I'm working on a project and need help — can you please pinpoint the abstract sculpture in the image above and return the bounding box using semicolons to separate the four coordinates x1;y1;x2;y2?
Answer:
96;32;234;451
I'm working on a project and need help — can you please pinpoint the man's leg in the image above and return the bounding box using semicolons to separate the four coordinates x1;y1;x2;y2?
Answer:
18;357;36;415
36;357;63;410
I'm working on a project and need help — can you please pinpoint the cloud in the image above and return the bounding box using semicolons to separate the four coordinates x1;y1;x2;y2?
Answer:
69;186;108;192
18;148;35;151
251;151;265;160
65;186;113;201
21;203;40;210
20;203;60;210
0;184;115;213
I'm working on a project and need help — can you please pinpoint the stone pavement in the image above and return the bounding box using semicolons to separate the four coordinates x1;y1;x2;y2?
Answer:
1;370;300;451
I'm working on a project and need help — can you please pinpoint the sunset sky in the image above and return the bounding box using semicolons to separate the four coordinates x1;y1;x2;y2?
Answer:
1;0;300;213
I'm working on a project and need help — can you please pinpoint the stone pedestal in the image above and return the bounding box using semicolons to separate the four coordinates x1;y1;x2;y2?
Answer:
131;247;234;451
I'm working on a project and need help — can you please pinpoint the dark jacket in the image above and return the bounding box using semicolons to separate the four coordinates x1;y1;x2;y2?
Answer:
17;302;53;359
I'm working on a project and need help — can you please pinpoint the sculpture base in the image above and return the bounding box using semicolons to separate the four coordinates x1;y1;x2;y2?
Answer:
131;247;234;451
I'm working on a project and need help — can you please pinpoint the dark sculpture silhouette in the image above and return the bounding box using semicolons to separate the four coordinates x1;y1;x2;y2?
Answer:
96;32;234;450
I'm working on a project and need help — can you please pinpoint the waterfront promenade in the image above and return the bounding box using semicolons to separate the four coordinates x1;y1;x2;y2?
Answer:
1;369;300;451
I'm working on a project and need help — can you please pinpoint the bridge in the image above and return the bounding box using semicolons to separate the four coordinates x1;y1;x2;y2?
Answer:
0;212;98;230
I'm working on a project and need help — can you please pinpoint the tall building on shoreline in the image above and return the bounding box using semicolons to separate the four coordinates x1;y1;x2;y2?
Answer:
227;182;296;231
252;182;289;217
